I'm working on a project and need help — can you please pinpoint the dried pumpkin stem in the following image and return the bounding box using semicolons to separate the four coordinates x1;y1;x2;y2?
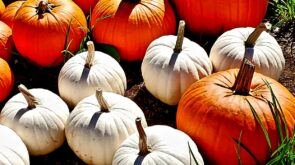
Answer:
95;88;109;112
245;23;267;48
85;41;95;69
37;1;55;14
232;57;255;95
136;117;150;156
18;84;37;109
174;20;185;53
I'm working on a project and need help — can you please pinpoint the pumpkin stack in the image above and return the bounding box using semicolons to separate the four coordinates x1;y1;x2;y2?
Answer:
177;58;295;164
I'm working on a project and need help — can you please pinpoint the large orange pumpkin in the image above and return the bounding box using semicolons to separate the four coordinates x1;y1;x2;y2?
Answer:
0;57;14;103
0;21;13;61
177;59;295;164
73;0;98;16
12;0;87;67
1;0;25;28
170;0;268;36
90;0;176;61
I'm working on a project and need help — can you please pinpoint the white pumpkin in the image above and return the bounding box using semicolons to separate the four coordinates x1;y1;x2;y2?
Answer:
58;41;127;108
0;84;70;156
113;118;204;165
65;89;148;165
209;23;285;80
141;20;212;105
0;124;30;165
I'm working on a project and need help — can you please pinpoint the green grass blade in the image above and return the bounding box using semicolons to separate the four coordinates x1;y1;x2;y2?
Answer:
188;142;199;165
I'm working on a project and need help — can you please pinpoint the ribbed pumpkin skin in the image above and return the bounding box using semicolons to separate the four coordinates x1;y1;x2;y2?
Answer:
171;0;268;36
177;69;295;164
209;27;285;80
0;58;14;103
0;21;13;61
73;0;98;16
90;0;176;61
0;0;4;16
1;0;25;28
12;0;87;67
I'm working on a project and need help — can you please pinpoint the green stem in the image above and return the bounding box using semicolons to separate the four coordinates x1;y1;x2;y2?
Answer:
245;23;267;48
85;41;95;69
232;58;255;95
136;117;150;156
18;84;37;109
95;88;109;112
174;20;186;53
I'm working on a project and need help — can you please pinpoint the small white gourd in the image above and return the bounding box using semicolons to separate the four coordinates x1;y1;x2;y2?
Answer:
113;117;204;165
65;89;148;165
141;20;212;105
0;124;30;165
209;23;285;80
0;84;70;156
58;41;127;108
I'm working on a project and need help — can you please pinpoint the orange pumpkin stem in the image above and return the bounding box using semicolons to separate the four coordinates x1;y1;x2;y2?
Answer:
232;58;255;95
85;41;95;69
174;20;185;53
136;117;150;156
18;84;37;109
95;88;110;112
245;23;267;48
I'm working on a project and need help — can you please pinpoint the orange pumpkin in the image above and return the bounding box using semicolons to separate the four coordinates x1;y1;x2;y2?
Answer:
0;57;14;103
12;0;87;67
170;0;268;36
1;0;25;28
0;0;5;16
177;59;295;164
0;21;13;61
73;0;98;16
90;0;176;61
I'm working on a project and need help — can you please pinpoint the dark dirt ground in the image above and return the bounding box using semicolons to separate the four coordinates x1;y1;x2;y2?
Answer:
0;4;294;165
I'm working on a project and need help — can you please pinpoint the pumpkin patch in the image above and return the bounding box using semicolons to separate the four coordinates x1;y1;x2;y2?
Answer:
0;0;294;164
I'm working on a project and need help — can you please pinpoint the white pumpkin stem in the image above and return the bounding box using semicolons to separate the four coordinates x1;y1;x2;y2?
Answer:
136;117;150;155
232;58;255;95
18;84;37;109
95;88;110;112
245;23;267;48
85;41;95;69
174;20;185;53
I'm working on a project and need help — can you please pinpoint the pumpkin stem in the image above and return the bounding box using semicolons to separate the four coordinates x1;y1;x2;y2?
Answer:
245;23;267;48
95;88;110;112
85;41;95;69
18;84;38;109
36;1;55;14
232;57;255;95
173;20;185;53
136;117;150;156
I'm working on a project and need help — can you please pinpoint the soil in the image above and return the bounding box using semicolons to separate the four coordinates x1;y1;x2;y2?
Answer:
0;4;294;165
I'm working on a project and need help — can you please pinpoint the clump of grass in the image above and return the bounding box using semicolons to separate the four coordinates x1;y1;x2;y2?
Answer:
269;0;295;28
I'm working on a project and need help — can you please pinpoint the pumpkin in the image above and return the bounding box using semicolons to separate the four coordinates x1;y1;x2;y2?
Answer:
0;57;14;103
73;0;98;16
90;0;176;61
0;21;14;61
58;41;127;108
209;23;285;80
12;0;87;67
0;84;70;156
113;117;204;165
65;89;147;165
0;0;4;16
170;0;268;36
141;20;212;105
176;59;295;164
0;0;26;28
0;124;30;165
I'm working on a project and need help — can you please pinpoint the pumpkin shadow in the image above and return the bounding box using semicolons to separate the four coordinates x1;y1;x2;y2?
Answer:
168;52;179;67
14;108;32;121
79;67;90;81
88;111;103;129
